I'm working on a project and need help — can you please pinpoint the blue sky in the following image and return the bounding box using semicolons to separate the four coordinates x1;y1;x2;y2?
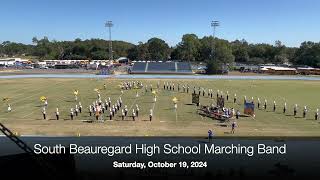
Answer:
0;0;319;47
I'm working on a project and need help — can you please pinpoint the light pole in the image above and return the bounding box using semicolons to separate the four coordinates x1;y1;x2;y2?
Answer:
105;20;113;60
210;20;220;59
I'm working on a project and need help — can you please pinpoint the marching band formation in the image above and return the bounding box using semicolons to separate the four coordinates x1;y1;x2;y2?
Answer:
2;81;319;128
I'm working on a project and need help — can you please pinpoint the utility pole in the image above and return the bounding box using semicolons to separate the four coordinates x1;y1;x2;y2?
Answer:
105;20;113;60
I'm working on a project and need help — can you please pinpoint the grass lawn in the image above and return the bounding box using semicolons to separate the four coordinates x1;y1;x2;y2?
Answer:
0;78;319;136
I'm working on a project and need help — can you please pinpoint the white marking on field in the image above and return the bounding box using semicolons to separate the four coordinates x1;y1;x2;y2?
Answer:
175;109;178;123
22;110;37;118
2;82;65;116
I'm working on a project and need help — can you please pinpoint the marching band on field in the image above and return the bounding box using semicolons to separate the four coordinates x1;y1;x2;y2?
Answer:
3;80;319;126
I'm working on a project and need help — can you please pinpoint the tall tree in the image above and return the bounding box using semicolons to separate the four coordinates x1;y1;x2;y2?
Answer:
293;41;320;67
147;37;170;60
174;34;200;61
231;39;249;63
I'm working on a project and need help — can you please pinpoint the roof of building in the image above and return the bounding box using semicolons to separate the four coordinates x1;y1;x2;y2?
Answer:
260;66;296;71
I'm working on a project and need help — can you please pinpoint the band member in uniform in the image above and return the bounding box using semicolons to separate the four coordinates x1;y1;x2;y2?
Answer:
236;110;240;119
44;99;48;107
257;98;261;109
121;109;125;120
42;107;46;120
7;104;12;112
109;109;113;120
154;95;157;102
112;106;115;117
264;99;267;110
108;97;111;107
119;97;122;107
136;104;139;117
95;107;100;121
55;107;59;120
116;100;120;110
124;105;128;116
303;106;307;118
79;102;82;113
132;109;136;121
232;108;235;117
114;104;118;113
294;104;298;116
70;108;74;120
75;105;79;116
217;90;219;99
149;109;153;121
315;109;319;120
283;102;287;114
273;101;276;112
231;121;237;134
102;104;105;113
105;99;109;110
234;93;237;103
89;105;92;116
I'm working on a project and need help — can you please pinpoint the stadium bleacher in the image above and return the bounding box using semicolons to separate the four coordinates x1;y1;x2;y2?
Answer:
177;62;192;72
131;62;147;73
131;62;193;74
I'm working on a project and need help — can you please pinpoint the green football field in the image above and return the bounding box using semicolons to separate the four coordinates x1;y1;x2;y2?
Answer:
0;78;319;136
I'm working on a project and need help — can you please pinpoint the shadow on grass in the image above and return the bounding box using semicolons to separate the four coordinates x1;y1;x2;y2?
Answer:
88;97;98;100
109;93;120;96
142;101;155;104
306;118;316;121
163;108;175;110
217;124;228;127
197;140;210;144
81;120;93;123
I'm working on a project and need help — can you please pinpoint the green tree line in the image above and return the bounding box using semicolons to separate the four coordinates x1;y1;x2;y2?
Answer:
1;35;319;68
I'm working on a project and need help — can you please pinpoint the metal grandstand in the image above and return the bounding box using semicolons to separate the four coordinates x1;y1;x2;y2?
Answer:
130;62;193;74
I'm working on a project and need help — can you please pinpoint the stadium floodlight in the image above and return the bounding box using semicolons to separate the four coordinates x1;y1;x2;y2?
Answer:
105;20;114;61
211;20;220;38
210;20;220;59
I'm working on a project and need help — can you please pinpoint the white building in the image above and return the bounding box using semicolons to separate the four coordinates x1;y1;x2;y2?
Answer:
0;58;30;66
